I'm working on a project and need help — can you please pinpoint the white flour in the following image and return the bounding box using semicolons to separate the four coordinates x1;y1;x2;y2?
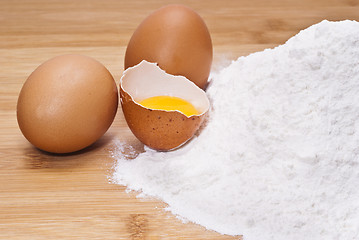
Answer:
111;20;359;239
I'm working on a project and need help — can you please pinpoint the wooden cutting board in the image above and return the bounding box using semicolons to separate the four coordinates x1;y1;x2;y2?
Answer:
1;0;358;239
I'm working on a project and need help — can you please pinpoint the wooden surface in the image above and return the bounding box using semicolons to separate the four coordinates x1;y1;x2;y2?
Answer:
1;0;358;239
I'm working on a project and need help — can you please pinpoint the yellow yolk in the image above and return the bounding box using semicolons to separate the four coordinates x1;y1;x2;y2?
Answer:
138;96;199;117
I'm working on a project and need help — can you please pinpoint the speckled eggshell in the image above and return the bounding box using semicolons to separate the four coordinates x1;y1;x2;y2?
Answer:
120;61;209;151
124;4;213;90
17;54;118;154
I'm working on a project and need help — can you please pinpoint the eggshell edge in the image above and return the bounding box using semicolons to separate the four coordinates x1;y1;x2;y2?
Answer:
120;60;210;151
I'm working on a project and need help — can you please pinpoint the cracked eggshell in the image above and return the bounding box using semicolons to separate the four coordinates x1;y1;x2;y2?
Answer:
120;60;210;151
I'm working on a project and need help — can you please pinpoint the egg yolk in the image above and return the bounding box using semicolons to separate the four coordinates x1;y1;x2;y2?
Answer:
138;96;199;117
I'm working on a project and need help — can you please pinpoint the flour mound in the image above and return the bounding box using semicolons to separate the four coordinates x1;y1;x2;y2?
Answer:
112;20;359;240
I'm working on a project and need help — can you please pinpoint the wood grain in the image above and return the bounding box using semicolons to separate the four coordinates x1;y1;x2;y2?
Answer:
1;0;358;239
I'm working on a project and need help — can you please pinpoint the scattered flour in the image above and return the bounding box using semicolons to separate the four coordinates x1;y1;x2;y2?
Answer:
111;20;359;240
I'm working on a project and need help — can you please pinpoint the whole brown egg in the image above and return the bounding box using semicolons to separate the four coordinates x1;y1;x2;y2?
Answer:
124;4;213;89
17;54;118;154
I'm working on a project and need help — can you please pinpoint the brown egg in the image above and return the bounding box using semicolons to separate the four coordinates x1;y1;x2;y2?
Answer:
17;54;118;154
124;4;213;89
120;60;210;151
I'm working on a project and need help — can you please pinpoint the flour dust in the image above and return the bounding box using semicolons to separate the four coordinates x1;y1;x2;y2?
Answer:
111;20;359;240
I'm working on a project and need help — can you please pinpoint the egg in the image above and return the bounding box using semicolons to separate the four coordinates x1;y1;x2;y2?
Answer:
124;4;213;89
120;60;210;151
17;54;118;154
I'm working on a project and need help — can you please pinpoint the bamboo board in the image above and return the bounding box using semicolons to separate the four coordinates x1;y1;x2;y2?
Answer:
1;0;358;239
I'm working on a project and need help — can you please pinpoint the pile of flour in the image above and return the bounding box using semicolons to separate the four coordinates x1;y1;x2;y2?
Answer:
112;20;359;240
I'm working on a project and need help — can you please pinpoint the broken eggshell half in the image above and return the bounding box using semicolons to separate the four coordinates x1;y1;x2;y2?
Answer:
120;60;210;151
